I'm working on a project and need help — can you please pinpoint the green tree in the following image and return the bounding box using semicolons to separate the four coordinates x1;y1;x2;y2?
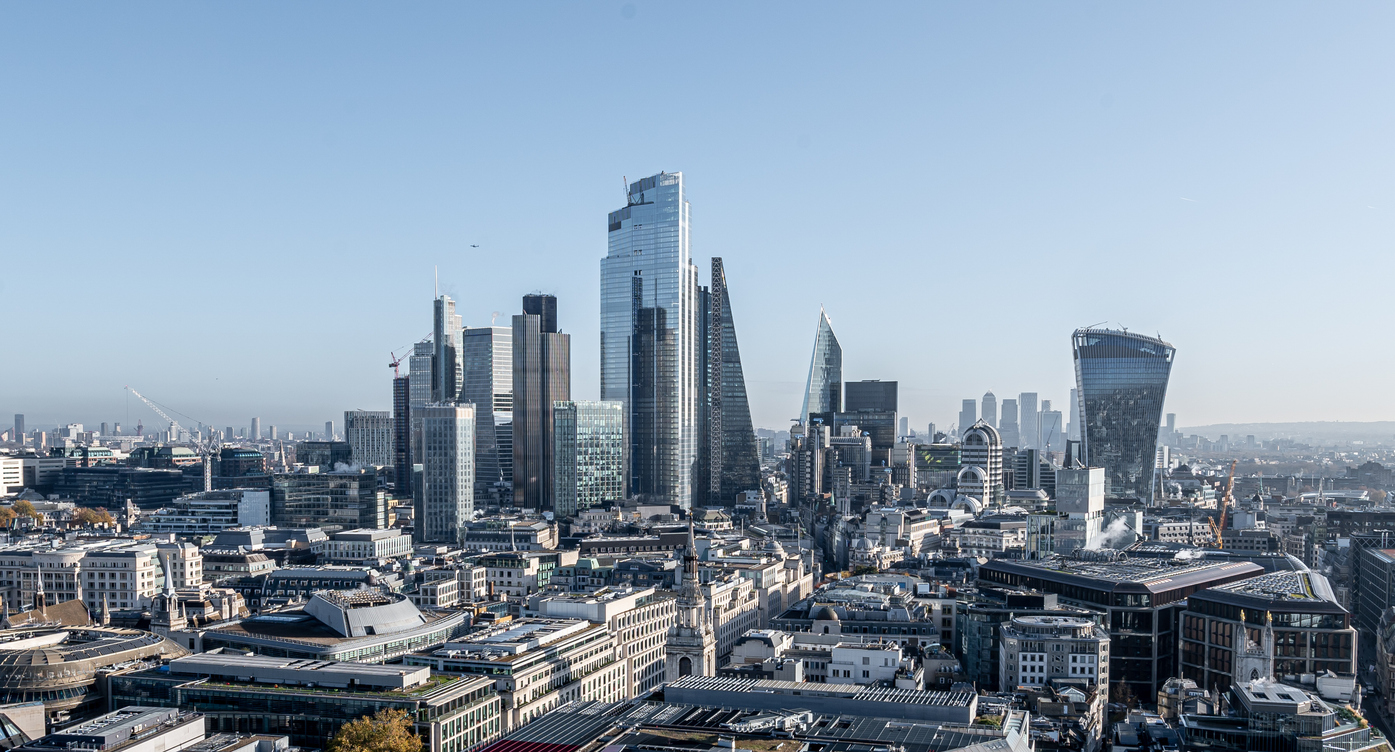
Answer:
73;507;116;527
327;710;422;752
11;501;42;525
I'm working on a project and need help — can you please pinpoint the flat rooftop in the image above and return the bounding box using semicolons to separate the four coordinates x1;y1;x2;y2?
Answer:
1196;570;1344;612
982;555;1264;594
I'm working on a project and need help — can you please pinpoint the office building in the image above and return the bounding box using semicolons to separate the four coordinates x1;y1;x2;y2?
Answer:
601;172;702;509
999;398;1019;447
513;294;570;511
899;416;910;437
53;467;190;510
406;618;628;732
700;257;761;506
957;400;976;438
297;441;351;468
1181;570;1353;695
323;420;333;440
800;307;842;423
17;707;207;752
553;400;624;517
958;421;1004;505
461;325;512;504
408;339;433;475
979;553;1264;698
960;589;1103;691
1072;328;1175;503
13;415;23;444
322;528;413;564
393;374;411;493
524;587;677;699
343;410;391;467
845;380;897;413
1069;387;1081;441
109;653;499;752
272;468;386;531
982;391;997;429
1018;393;1038;450
418;404;474;544
432;294;462;403
1000;615;1109;689
135;489;271;535
250;418;260;441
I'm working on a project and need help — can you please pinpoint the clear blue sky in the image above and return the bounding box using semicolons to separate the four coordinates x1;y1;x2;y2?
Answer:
4;3;1393;434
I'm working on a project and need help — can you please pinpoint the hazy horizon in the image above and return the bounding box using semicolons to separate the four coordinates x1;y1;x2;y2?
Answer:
5;3;1395;434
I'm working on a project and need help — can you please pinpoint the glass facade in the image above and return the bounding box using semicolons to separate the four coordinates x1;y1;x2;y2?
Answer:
705;257;761;504
461;326;513;504
512;298;570;511
800;308;842;423
420;403;474;544
432;296;462;404
1072;328;1175;503
601;172;700;508
553;400;625;517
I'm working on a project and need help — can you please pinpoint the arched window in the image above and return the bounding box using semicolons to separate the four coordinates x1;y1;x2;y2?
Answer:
679;656;692;676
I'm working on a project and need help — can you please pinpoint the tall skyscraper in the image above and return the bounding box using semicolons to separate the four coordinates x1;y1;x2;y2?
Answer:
344;410;392;466
13;415;23;445
899;417;910;437
701;257;761;506
461;325;513;504
324;421;334;441
433;295;463;403
392;375;412;494
1068;388;1081;441
958;399;977;438
999;399;1019;448
1038;401;1063;453
982;391;998;429
1018;393;1039;450
418;403;474;544
601;172;701;508
250;418;261;441
958;421;1004;505
800;307;842;423
1072;327;1176;503
513;294;570;511
553;400;625;517
408;339;434;494
845;380;898;413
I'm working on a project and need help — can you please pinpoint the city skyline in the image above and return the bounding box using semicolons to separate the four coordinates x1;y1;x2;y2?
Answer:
8;4;1395;432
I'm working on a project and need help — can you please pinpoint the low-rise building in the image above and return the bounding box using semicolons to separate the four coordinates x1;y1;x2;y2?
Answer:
321;528;412;564
999;615;1109;689
109;653;500;752
523;587;676;698
404;618;628;732
16;707;206;752
133;490;271;535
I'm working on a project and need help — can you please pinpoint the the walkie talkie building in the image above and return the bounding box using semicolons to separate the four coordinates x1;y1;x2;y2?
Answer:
1072;327;1175;503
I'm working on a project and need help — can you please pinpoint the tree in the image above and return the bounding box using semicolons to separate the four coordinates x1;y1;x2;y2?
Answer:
0;507;15;528
73;507;115;527
327;710;422;752
11;501;42;525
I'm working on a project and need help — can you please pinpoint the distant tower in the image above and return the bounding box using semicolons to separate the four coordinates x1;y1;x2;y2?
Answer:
513;295;570;511
12;415;23;445
959;421;1004;505
800;308;842;423
250;417;261;441
393;375;412;495
1073;328;1175;503
1018;393;1039;450
666;521;716;681
433;295;463;403
324;421;334;441
958;400;977;439
999;398;1019;448
982;392;998;429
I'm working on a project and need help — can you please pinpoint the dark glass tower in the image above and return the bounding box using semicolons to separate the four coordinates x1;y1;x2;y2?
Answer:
702;258;760;505
1072;328;1175;503
630;278;675;502
513;294;570;510
392;375;411;494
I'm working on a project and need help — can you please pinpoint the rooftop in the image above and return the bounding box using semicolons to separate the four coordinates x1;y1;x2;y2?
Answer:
982;555;1265;594
1195;570;1344;612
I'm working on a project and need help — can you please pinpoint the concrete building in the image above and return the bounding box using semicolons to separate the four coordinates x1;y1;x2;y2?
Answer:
667;525;718;680
524;587;676;699
321;528;412;564
405;618;627;732
958;421;1004;505
773;574;958;650
134;490;270;535
999;615;1109;689
109;653;499;752
343;409;392;467
16;707;206;752
418;403;475;545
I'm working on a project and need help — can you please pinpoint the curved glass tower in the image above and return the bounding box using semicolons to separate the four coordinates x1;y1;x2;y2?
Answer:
800;308;842;423
1072;328;1175;503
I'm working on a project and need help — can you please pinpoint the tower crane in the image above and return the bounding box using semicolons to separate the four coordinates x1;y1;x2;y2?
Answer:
125;386;183;438
389;351;404;377
1213;459;1238;549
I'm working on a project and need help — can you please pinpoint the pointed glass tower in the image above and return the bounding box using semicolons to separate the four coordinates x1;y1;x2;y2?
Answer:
800;308;842;423
706;258;761;504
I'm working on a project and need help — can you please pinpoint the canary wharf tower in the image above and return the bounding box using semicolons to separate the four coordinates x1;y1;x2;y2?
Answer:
602;172;702;508
1072;327;1175;504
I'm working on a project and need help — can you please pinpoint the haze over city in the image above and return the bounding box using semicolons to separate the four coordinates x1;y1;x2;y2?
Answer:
6;3;1395;433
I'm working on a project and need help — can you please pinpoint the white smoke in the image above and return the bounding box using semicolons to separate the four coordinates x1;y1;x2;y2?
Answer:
1085;517;1137;550
1173;548;1205;561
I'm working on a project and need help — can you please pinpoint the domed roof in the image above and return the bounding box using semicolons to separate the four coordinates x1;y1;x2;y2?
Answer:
762;538;786;556
811;605;840;621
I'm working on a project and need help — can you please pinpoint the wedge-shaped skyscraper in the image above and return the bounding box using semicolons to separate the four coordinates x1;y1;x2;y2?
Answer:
1072;327;1175;503
702;257;760;505
800;308;842;423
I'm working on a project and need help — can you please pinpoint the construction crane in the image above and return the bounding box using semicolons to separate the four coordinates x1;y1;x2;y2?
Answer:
389;351;404;377
1214;459;1239;549
124;386;219;455
125;386;183;438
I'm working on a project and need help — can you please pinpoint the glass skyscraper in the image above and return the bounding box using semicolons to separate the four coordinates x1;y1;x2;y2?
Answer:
513;295;570;511
601;172;701;508
553;400;625;517
800;307;841;423
703;257;760;505
418;403;474;545
433;295;462;404
1072;327;1175;503
461;325;512;504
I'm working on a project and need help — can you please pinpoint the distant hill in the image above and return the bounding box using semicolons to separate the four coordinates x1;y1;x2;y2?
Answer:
1178;421;1395;445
